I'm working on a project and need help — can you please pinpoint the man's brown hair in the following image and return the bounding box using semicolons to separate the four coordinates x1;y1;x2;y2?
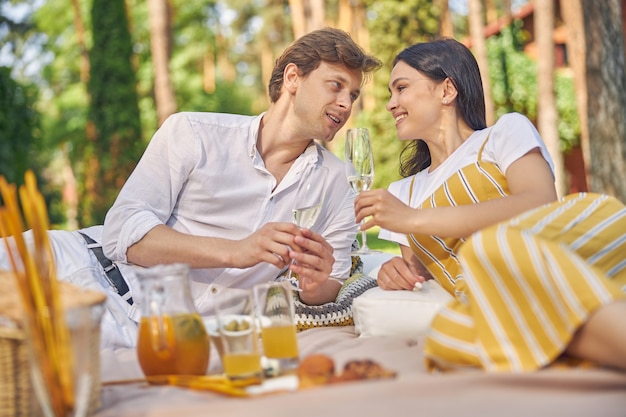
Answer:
268;27;381;103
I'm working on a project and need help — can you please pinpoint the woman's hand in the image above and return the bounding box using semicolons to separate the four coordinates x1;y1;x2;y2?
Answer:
355;189;415;234
377;248;429;290
355;150;558;240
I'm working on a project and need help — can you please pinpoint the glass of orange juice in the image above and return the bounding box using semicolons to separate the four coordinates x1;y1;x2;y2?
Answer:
253;281;299;377
215;289;263;384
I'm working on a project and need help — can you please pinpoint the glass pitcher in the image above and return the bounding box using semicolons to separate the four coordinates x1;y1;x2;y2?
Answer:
136;263;210;377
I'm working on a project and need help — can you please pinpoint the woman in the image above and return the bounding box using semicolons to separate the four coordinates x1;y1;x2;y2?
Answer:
355;38;626;372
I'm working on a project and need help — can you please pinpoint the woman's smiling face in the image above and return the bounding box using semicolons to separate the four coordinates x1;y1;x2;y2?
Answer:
386;60;444;142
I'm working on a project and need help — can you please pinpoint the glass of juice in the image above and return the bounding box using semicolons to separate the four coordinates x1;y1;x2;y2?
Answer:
253;281;299;377
215;289;263;384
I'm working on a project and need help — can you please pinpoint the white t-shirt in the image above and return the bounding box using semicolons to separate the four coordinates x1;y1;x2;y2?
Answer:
379;113;555;247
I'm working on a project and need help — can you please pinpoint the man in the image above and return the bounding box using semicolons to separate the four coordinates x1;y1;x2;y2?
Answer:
1;28;380;348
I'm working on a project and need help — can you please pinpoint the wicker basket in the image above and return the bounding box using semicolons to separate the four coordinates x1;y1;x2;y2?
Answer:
0;270;107;417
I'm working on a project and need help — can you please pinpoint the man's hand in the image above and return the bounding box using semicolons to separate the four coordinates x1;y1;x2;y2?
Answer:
285;228;342;305
233;222;303;270
288;228;334;291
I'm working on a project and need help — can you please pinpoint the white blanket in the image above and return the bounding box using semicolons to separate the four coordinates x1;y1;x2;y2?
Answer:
96;326;626;417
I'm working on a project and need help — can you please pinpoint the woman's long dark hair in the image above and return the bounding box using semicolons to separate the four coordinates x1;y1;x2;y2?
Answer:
394;38;487;177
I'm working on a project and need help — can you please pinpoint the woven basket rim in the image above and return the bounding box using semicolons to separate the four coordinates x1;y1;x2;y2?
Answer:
0;270;107;326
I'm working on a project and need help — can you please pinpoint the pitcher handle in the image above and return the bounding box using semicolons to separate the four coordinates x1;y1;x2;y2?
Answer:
148;300;175;356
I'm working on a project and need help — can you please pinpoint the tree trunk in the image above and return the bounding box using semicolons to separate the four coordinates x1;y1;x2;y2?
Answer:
310;0;325;30
71;0;90;84
148;0;177;126
535;0;566;197
439;0;454;37
581;0;626;200
216;34;236;82
560;0;589;191
69;0;90;228
261;39;274;99
468;0;495;126
337;0;352;32
204;41;216;94
289;0;306;39
485;0;498;23
354;2;373;112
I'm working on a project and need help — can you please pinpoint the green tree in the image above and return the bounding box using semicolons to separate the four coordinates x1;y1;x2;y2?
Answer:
0;67;64;224
169;0;257;115
84;0;143;225
488;24;580;152
34;0;91;152
26;0;257;228
0;67;37;185
32;0;92;227
358;0;440;189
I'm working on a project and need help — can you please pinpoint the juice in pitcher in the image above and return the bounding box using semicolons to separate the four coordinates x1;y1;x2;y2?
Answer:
137;312;210;376
135;264;210;377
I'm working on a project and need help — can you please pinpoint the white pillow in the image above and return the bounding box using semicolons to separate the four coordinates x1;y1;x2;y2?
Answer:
352;265;453;338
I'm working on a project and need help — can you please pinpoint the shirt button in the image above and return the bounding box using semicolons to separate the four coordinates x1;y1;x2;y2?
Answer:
211;286;217;294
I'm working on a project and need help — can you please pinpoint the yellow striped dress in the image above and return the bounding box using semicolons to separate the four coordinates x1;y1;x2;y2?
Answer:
407;139;626;372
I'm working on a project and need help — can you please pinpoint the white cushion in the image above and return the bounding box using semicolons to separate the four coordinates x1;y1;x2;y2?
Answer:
352;264;453;338
360;252;396;275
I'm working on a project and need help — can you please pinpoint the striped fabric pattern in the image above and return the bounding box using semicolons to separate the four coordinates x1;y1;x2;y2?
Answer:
422;191;626;371
407;144;510;294
405;135;626;372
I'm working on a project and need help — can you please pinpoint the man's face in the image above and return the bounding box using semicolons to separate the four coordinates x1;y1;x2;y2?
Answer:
293;61;363;142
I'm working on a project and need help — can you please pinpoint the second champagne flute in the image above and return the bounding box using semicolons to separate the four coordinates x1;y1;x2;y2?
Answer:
345;127;379;255
287;165;329;281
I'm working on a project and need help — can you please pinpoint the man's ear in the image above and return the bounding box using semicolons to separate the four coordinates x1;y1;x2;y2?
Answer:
283;63;300;95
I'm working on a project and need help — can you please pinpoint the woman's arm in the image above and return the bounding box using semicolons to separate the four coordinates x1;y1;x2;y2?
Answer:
356;149;557;239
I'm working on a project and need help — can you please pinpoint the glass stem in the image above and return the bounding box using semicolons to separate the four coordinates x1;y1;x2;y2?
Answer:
360;219;369;250
287;259;296;280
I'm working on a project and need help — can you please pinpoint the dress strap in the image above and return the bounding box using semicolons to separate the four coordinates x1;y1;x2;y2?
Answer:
477;130;492;163
408;175;417;206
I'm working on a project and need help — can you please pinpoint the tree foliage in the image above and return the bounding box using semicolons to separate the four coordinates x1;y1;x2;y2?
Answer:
2;0;622;226
0;67;37;185
83;0;143;225
0;66;63;224
168;0;255;114
358;0;441;189
488;24;579;152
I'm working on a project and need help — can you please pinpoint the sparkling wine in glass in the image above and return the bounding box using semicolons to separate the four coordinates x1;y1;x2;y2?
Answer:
345;127;379;255
287;165;328;280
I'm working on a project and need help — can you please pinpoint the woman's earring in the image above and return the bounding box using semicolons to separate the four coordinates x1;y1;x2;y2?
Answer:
442;99;448;105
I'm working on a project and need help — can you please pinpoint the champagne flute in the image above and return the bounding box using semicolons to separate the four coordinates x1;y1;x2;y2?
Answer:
287;164;329;282
345;127;380;255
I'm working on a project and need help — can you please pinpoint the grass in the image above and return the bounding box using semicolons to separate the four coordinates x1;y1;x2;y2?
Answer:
360;226;401;254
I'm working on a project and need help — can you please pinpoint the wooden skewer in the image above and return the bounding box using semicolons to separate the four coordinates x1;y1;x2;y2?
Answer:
0;171;74;416
102;374;250;397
